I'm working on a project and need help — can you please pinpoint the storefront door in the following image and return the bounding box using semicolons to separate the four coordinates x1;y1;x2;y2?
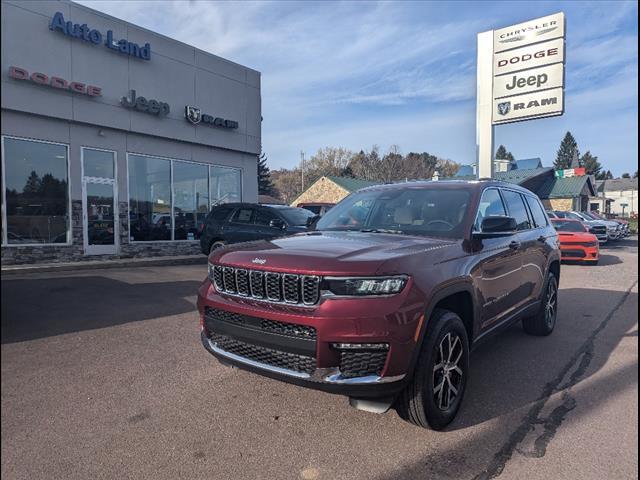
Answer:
82;148;118;255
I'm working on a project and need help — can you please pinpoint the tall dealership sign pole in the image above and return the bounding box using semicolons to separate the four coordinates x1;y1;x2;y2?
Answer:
476;12;566;179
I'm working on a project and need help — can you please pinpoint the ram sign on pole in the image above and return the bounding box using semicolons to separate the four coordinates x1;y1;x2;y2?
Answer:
476;12;566;178
492;12;566;124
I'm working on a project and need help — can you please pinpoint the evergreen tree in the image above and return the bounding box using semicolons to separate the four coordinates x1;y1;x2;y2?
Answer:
554;132;579;170
23;170;41;194
595;169;614;180
257;152;275;196
621;172;631;178
579;151;602;176
495;145;515;161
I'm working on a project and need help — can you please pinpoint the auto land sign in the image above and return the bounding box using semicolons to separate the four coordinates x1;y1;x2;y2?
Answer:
493;12;565;53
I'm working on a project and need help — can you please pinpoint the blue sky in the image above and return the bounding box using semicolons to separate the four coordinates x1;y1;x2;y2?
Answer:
78;0;638;175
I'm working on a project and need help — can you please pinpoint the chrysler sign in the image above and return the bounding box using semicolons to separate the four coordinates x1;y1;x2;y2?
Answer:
493;12;565;53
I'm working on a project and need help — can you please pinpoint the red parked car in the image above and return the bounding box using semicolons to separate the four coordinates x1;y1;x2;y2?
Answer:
198;181;561;429
551;218;600;264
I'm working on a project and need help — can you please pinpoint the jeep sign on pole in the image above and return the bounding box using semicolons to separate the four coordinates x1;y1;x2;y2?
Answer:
476;12;566;179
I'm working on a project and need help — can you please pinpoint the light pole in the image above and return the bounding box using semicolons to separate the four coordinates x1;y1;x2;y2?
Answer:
300;151;305;191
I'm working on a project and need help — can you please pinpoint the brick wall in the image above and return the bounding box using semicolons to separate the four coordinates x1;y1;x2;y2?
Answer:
293;178;349;206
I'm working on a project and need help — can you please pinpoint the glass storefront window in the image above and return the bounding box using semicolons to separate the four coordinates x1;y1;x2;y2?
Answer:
2;137;69;244
128;154;171;241
173;161;209;240
128;154;241;242
211;166;242;205
83;149;114;178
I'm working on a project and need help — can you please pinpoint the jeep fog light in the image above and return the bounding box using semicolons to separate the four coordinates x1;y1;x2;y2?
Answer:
324;275;408;296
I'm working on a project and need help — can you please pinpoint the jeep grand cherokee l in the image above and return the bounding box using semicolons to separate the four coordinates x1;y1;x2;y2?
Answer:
197;181;561;429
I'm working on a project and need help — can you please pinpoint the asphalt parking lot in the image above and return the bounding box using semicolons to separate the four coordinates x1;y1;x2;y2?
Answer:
2;237;638;480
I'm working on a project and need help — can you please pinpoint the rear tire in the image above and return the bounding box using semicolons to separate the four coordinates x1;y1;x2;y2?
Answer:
523;272;558;336
397;309;469;430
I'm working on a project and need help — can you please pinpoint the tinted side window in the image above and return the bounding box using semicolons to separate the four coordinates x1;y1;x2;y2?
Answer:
474;188;507;231
502;190;531;231
210;207;233;222
255;209;278;226
230;208;254;224
525;195;548;227
305;205;321;215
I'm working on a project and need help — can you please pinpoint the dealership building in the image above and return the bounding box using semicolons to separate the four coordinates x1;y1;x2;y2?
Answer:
1;0;261;265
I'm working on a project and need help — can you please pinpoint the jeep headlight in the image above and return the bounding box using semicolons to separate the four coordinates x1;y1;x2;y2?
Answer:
323;275;408;296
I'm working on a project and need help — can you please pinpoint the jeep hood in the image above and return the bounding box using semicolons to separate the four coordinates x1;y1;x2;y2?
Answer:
210;231;456;276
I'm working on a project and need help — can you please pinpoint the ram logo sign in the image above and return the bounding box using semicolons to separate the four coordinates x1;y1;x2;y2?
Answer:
493;88;563;124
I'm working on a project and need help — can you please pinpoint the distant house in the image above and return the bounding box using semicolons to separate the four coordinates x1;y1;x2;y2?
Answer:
452;165;596;211
536;175;597;211
291;175;379;206
594;178;638;215
494;157;544;172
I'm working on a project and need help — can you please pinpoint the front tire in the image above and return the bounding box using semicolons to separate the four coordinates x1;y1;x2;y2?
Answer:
397;309;469;430
523;272;558;336
209;240;226;253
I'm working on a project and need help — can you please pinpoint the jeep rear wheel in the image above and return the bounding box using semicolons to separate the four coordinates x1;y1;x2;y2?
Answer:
397;309;469;430
523;272;558;336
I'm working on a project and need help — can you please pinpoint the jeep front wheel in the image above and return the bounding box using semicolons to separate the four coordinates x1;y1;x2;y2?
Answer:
397;309;469;430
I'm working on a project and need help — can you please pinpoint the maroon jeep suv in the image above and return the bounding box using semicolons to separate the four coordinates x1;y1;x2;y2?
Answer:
197;181;560;429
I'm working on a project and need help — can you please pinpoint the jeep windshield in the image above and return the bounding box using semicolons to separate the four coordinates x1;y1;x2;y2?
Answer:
315;187;471;238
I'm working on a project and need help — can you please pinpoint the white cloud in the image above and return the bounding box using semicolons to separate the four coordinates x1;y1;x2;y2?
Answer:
75;0;638;174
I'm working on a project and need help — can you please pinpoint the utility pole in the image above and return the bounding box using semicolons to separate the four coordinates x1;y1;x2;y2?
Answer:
300;151;305;191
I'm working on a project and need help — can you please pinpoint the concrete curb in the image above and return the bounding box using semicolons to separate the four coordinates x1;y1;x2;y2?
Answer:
1;255;207;275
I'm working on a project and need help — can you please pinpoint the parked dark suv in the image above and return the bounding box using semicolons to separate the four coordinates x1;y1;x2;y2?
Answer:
200;203;316;254
197;181;561;429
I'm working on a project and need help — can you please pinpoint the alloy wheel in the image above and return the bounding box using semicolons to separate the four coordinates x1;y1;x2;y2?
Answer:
432;332;464;411
545;278;558;329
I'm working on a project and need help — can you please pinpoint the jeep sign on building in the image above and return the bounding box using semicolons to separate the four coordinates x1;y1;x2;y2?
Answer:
1;0;261;265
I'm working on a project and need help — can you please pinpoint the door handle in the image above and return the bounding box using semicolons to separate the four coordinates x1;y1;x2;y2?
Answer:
509;241;521;250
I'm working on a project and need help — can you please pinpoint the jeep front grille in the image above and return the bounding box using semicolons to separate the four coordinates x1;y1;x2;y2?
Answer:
212;265;321;306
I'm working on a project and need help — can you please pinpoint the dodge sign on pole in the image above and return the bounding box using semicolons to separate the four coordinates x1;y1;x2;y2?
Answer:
476;12;566;179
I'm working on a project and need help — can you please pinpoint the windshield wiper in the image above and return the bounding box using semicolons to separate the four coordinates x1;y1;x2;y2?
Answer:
359;228;405;235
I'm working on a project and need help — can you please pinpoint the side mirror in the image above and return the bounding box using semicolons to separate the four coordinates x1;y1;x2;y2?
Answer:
269;218;285;229
474;216;517;238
